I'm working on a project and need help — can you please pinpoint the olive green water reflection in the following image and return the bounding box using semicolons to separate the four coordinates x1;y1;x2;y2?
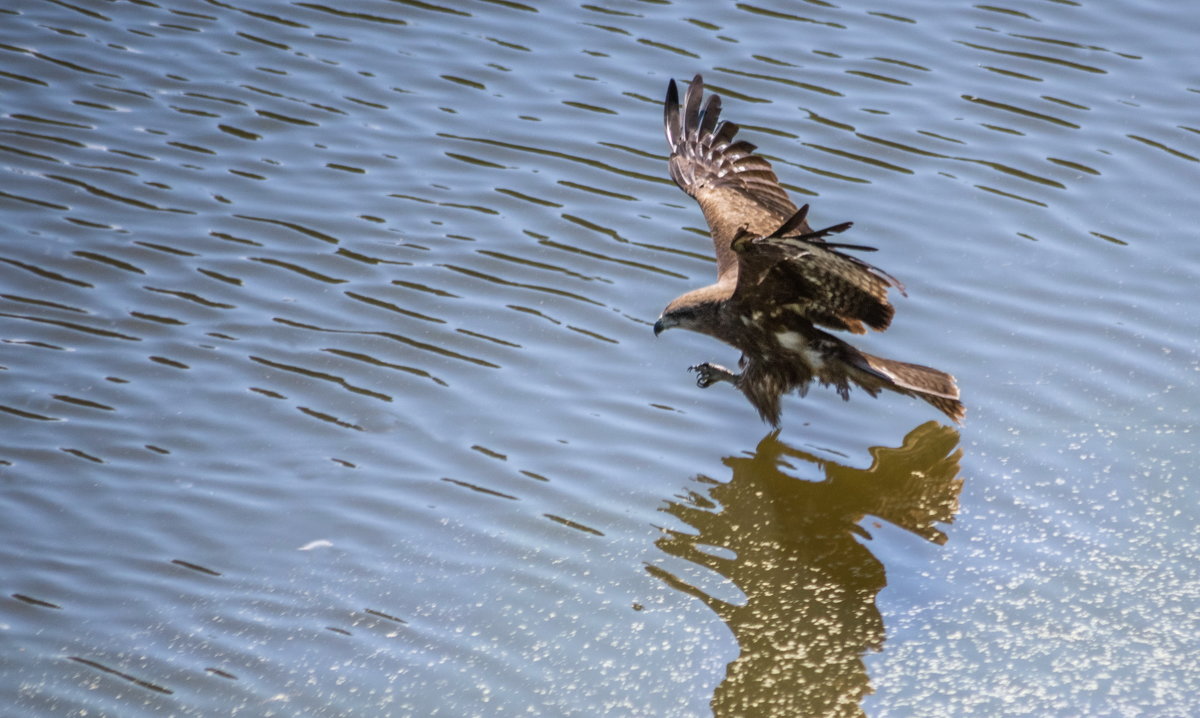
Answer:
653;422;961;717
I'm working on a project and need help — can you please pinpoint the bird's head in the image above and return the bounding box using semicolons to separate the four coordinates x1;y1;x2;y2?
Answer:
653;285;728;337
652;304;690;335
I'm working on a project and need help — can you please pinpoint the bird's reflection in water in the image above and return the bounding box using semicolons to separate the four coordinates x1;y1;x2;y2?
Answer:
649;421;962;717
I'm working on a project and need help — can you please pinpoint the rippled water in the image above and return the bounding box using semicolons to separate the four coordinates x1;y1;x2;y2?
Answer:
2;1;1197;716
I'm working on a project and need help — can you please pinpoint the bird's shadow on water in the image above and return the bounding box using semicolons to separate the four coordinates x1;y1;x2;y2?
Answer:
648;421;963;717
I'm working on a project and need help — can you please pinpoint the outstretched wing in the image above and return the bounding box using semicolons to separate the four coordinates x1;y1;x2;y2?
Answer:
664;74;800;282
731;205;906;334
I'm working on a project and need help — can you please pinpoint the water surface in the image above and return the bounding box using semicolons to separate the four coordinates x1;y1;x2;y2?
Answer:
2;1;1198;716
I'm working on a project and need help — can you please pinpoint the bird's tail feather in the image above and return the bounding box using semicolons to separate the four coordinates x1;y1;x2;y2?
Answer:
857;353;965;423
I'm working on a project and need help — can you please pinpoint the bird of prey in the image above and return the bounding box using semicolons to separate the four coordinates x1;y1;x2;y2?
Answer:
653;74;964;426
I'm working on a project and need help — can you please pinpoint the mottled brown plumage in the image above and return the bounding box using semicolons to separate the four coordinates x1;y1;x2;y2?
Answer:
653;74;963;426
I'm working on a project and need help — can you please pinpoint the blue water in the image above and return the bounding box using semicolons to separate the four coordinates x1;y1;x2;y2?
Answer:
2;1;1198;715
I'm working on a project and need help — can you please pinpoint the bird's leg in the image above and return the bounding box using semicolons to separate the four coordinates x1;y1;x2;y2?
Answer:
689;362;740;389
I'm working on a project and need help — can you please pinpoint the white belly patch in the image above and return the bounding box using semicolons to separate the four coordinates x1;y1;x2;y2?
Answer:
774;330;825;369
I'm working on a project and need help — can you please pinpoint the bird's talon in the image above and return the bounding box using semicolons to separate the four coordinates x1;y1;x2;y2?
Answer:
689;362;723;388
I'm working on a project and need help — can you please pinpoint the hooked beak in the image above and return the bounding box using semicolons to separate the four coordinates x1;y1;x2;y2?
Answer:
653;316;674;336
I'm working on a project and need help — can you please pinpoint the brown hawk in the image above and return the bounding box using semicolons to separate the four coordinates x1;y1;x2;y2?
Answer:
653;74;964;426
